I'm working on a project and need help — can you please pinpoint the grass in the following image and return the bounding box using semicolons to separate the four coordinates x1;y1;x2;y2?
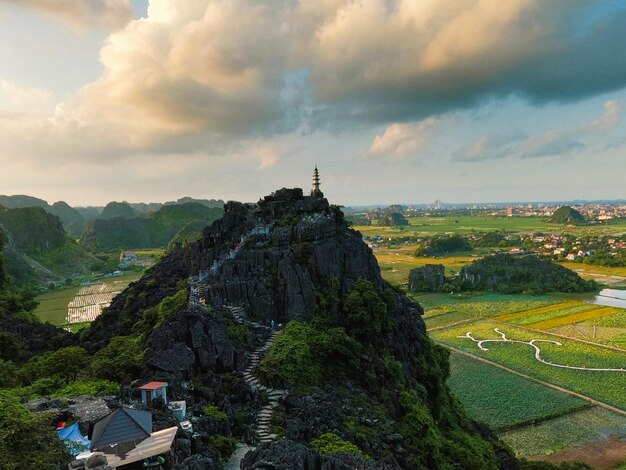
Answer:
500;407;626;456
432;319;626;410
448;352;589;431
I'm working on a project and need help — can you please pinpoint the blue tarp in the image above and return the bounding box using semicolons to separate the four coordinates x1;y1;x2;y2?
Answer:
57;422;91;456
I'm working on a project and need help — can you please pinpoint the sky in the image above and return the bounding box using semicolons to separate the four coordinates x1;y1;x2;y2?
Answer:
0;0;625;207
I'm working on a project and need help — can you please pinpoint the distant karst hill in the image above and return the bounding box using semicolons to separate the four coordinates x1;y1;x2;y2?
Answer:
80;202;223;250
0;194;86;236
0;205;97;285
460;253;597;294
98;201;137;220
550;205;586;225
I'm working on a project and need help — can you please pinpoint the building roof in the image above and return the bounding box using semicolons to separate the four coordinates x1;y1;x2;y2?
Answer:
139;381;168;390
91;408;152;451
78;426;177;468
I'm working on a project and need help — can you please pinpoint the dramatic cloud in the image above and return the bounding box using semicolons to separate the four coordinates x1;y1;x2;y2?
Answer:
71;0;292;149
7;0;132;31
2;0;626;178
296;0;626;124
368;118;438;158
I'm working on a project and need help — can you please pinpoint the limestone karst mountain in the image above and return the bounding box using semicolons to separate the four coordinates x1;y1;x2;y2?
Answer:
83;188;517;469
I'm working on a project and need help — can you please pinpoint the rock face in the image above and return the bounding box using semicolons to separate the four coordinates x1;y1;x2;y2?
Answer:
82;247;189;351
83;187;516;469
144;306;241;380
408;264;446;292
191;188;396;326
241;440;376;470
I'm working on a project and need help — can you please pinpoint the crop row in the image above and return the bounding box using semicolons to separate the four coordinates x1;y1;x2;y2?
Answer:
432;319;626;411
500;407;626;457
528;306;621;330
505;303;600;327
68;292;119;308
495;300;581;323
67;304;108;323
447;352;588;431
77;281;128;296
418;293;561;318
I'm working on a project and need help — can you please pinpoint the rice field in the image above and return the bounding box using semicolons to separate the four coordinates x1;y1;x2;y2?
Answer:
417;292;563;319
447;352;589;431
35;273;140;326
500;407;626;457
432;319;626;410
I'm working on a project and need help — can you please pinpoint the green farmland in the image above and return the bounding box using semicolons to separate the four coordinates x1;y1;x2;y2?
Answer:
432;319;626;411
354;214;626;238
35;272;141;326
500;406;626;457
448;352;589;431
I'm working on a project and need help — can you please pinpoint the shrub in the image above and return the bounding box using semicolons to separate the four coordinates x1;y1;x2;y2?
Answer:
226;321;251;346
91;336;144;384
53;379;119;397
310;432;371;460
207;435;237;460
203;404;228;420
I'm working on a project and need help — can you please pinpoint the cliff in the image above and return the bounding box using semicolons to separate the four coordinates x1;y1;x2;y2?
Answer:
82;188;517;469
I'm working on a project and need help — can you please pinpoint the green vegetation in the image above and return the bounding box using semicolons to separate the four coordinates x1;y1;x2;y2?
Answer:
458;254;598;294
550;206;586;225
432;319;626;410
378;212;408;226
90;335;144;384
447;352;589;430
226;321;251;346
34;272;141;326
207;434;238;461
310;433;371;460
80;203;223;250
500;407;626;457
133;285;188;340
0;392;69;469
98;201;137;220
414;234;472;257
0;205;98;285
203;404;229;420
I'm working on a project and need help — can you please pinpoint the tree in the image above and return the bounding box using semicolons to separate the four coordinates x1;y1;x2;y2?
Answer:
343;280;394;345
24;346;90;384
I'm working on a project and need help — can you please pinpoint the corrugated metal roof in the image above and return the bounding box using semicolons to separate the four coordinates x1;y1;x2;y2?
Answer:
139;382;168;390
78;426;177;468
91;408;152;450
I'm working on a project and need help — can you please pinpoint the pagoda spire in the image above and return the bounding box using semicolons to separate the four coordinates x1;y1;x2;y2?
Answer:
311;165;323;197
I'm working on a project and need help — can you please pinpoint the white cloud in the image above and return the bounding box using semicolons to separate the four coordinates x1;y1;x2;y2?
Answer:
0;78;51;113
585;100;623;131
8;0;133;31
368;118;438;158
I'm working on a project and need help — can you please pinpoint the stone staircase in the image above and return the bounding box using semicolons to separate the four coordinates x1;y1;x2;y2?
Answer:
225;306;287;445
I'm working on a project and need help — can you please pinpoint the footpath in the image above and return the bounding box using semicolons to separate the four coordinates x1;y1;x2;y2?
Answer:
224;306;287;469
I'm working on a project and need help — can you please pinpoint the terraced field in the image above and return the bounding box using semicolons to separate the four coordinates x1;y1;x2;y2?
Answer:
432;319;626;410
35;273;141;326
